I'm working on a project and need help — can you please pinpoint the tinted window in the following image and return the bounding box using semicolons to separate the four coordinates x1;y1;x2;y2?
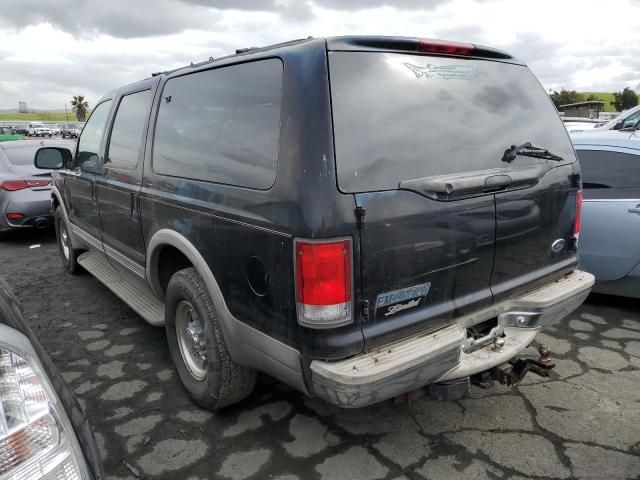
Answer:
576;149;640;189
106;90;152;170
329;52;576;192
153;59;282;189
77;100;112;170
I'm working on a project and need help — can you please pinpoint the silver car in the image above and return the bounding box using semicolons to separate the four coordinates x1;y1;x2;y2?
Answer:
572;128;640;297
0;139;75;233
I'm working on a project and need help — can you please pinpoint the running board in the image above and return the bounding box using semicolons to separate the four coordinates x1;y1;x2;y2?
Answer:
78;251;165;326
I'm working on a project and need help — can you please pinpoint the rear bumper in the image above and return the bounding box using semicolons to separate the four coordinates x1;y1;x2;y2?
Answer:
310;270;594;408
0;189;53;231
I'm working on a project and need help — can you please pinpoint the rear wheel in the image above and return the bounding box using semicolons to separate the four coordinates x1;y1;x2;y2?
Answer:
165;267;256;410
54;207;81;274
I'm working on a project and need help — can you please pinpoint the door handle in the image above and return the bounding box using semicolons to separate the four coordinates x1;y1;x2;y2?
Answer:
91;180;97;204
484;174;512;192
628;205;640;214
398;165;547;201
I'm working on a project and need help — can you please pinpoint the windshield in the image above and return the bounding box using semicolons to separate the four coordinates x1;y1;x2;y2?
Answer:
601;105;640;129
329;52;576;193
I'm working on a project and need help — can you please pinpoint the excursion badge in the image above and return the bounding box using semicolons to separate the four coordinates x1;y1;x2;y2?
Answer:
374;283;430;318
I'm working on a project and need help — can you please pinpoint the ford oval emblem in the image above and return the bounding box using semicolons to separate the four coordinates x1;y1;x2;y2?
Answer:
551;239;566;253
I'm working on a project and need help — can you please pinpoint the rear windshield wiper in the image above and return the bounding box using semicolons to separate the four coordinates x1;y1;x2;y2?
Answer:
502;142;564;163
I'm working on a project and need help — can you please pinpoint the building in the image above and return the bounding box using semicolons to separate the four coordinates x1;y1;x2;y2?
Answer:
18;101;27;113
558;101;605;119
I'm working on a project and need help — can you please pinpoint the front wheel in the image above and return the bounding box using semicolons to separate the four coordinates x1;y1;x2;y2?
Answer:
165;267;256;410
54;207;82;274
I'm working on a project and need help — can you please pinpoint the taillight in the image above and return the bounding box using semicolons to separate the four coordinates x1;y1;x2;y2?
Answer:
0;180;49;191
294;238;353;328
6;213;24;221
0;180;29;191
574;191;583;238
418;39;475;56
26;179;51;188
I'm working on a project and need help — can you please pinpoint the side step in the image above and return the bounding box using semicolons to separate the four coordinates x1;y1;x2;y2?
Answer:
78;251;165;326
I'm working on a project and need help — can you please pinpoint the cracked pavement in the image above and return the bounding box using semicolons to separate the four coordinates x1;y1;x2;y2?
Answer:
1;230;639;479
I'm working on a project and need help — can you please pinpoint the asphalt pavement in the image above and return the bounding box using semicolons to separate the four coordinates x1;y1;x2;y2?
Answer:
0;228;638;480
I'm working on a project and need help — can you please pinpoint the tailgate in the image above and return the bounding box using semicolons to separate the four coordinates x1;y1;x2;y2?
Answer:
328;47;578;348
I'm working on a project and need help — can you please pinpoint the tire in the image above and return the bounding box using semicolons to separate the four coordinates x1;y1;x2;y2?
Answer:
54;207;82;274
165;267;256;410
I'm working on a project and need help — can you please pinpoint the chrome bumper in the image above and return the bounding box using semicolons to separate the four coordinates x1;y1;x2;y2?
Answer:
310;270;594;408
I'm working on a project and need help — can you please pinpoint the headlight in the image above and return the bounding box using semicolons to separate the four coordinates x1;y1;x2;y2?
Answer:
0;326;90;480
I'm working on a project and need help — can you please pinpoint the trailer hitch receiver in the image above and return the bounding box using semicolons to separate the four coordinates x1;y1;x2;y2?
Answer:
497;344;555;387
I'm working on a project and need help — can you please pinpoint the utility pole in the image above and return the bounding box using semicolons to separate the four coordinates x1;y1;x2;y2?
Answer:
64;104;69;121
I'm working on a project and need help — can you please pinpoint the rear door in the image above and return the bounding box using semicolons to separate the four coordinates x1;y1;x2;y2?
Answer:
575;146;640;280
328;48;578;348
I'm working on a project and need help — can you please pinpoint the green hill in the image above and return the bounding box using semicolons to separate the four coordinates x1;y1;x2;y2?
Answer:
0;111;74;122
579;92;616;112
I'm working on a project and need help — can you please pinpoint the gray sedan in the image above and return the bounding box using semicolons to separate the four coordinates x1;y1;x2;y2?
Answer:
572;128;640;297
0;139;75;233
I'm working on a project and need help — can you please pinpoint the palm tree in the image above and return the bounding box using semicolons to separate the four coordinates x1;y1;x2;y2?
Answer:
70;95;89;122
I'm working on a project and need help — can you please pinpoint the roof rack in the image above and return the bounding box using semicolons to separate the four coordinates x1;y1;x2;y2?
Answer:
150;36;313;77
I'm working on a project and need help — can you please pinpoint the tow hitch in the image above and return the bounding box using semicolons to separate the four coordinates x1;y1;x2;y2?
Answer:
470;344;555;389
496;344;555;387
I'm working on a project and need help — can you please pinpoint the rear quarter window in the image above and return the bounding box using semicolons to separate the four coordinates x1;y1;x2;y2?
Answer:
152;59;283;190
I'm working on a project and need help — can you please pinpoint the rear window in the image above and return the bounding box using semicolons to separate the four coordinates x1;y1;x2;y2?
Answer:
329;52;576;193
153;59;283;190
2;146;36;166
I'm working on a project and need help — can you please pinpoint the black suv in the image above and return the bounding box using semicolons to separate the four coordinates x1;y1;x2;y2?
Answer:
34;36;594;409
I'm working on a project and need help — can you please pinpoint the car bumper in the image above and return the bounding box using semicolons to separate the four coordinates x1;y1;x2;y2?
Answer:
310;270;594;408
0;189;53;231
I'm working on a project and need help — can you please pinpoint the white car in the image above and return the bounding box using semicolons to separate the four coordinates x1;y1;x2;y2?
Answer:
27;123;53;137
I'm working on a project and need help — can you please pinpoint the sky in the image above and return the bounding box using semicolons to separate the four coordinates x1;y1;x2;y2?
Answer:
0;0;639;110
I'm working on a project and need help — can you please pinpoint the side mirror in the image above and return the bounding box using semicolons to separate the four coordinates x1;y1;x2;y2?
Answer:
620;120;640;132
613;121;623;130
34;147;73;170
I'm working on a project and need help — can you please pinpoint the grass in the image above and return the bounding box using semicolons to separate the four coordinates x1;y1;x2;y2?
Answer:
579;92;616;112
0;112;76;122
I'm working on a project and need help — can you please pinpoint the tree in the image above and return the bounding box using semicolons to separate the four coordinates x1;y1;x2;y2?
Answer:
549;89;584;109
611;87;638;112
70;95;89;122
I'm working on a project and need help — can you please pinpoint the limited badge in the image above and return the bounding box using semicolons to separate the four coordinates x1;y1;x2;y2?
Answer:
374;283;430;318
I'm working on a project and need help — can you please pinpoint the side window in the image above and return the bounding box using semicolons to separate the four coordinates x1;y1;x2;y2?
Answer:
577;149;640;190
152;59;283;189
623;110;640;128
106;90;152;170
77;100;112;171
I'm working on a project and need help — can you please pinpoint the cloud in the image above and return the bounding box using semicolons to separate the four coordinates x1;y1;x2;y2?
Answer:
312;0;449;9
0;0;221;38
1;0;640;109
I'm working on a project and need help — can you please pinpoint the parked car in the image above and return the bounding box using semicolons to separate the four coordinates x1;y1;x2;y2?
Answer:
0;139;75;233
562;117;602;133
60;123;83;138
572;126;640;297
50;124;61;136
0;125;23;141
0;275;103;479
569;105;640;134
28;123;53;137
34;36;594;409
13;124;29;135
